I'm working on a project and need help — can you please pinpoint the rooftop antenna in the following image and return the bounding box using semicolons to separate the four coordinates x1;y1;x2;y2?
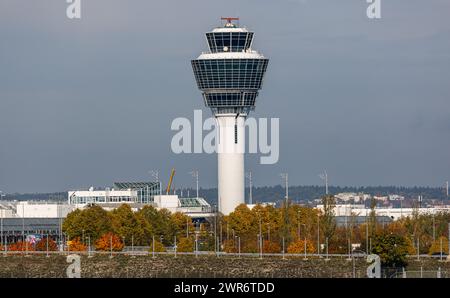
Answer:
221;17;239;27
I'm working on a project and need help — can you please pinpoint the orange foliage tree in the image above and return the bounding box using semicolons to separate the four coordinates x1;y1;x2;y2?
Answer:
222;239;238;253
262;240;281;253
95;233;124;251
287;239;315;254
9;241;35;252
429;236;449;255
242;240;258;253
68;237;87;252
35;237;58;251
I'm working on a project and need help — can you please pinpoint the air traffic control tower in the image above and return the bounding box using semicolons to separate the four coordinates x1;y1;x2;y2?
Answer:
191;18;269;215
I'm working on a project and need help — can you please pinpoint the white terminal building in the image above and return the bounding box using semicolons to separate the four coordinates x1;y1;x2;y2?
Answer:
0;182;212;219
68;182;212;218
191;18;269;215
316;204;450;221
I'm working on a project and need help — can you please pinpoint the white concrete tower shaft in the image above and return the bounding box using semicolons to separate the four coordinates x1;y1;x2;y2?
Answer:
217;114;246;215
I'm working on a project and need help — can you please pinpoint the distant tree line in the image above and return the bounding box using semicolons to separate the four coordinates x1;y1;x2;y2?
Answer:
3;185;448;205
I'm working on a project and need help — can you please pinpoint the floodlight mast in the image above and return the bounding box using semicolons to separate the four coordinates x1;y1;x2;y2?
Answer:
191;18;269;215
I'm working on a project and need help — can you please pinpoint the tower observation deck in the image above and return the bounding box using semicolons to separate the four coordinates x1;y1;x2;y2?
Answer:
191;18;269;215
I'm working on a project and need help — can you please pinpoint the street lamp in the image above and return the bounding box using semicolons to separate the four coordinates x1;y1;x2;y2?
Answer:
189;170;199;198
149;170;161;196
319;170;329;195
245;171;253;205
280;173;288;205
317;213;320;256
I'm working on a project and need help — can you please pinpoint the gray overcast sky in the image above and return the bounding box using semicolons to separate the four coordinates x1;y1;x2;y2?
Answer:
1;0;449;193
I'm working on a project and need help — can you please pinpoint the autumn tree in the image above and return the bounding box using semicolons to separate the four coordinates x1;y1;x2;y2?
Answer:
149;239;166;253
176;237;194;252
225;204;258;241
95;232;124;251
68;237;87;252
110;204;146;246
287;239;315;254
137;206;176;245
63;205;112;242
9;241;34;252
371;233;409;267
171;212;195;238
262;240;281;253
35;237;58;251
222;239;238;253
320;195;336;248
429;236;449;255
242;240;258;253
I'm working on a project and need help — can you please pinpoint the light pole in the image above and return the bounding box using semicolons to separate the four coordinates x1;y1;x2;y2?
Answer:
152;235;155;258
366;215;369;254
46;234;49;258
259;214;262;259
109;235;113;258
1;210;3;248
280;173;288;205
246;171;253;205
88;236;91;257
297;210;301;240
174;235;177;258
214;205;217;254
186;217;189;238
317;214;320;256
238;236;241;258
149;170;161;196
189;170;199;198
319;170;328;195
195;233;198;258
432;215;436;242
303;235;308;260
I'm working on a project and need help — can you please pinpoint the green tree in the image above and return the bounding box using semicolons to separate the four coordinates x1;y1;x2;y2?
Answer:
320;195;336;250
137;206;176;245
176;237;194;252
149;239;166;253
171;212;195;238
62;205;112;242
372;233;409;267
110;204;146;245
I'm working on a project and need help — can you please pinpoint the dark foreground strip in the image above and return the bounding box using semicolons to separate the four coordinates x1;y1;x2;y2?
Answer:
0;278;443;297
